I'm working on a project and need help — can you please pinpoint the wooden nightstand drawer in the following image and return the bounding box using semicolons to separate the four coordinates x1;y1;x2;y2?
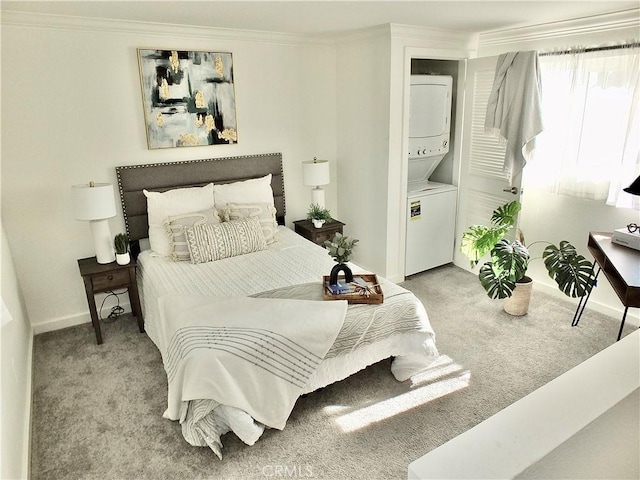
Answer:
91;269;130;291
293;219;345;246
313;228;341;244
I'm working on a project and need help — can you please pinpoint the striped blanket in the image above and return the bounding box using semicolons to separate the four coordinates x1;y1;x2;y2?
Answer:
158;294;348;458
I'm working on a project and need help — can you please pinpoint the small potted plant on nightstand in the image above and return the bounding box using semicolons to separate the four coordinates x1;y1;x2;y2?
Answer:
307;203;332;228
114;233;130;265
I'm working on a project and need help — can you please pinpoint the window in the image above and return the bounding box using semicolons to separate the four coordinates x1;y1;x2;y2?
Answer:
524;46;639;208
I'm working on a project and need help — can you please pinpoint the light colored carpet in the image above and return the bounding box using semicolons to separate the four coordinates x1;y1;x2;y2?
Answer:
30;264;630;479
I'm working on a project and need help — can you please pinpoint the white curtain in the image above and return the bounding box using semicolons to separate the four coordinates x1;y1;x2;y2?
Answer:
524;45;640;208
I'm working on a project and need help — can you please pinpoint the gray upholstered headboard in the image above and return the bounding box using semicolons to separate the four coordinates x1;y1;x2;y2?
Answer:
115;153;285;245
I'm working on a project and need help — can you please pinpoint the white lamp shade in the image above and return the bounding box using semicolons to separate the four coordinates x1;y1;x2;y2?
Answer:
302;159;330;187
71;183;117;220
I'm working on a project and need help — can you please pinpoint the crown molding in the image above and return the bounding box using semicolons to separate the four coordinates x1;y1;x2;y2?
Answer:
479;8;640;47
390;23;477;50
0;10;334;47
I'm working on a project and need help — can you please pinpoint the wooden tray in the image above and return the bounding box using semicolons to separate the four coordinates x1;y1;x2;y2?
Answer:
322;273;383;304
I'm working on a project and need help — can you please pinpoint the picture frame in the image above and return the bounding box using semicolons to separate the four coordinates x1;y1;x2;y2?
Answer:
137;49;238;149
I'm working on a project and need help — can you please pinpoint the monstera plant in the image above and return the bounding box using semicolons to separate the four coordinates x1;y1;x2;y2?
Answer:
460;201;594;312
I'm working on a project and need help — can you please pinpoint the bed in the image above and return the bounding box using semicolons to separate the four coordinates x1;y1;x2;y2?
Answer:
115;153;438;458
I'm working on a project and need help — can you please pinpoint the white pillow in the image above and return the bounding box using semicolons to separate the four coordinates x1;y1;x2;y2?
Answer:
185;216;267;264
224;202;278;244
213;174;274;212
144;183;215;256
163;208;221;261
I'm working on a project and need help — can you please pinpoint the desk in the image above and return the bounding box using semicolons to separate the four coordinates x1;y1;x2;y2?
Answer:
572;232;640;341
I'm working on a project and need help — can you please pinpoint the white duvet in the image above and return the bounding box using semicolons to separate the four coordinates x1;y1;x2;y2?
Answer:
137;227;438;457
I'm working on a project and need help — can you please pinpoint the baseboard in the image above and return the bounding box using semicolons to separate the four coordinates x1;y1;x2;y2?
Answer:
533;281;640;328
25;326;34;480
32;301;132;334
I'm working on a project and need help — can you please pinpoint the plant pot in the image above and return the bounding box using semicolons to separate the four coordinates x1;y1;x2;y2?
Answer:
329;263;353;285
503;276;533;316
116;252;130;265
312;219;325;228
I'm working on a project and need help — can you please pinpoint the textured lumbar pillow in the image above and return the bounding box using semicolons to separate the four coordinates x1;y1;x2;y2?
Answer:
185;216;267;264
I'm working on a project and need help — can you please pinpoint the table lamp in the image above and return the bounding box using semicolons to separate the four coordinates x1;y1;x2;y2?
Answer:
612;175;640;250
302;157;330;208
72;182;117;264
623;175;640;196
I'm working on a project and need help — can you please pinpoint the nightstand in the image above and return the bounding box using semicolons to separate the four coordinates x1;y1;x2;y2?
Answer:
293;219;345;246
77;257;144;344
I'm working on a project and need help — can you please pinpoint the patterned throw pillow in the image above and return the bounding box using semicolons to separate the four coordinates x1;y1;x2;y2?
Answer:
185;216;267;264
163;208;222;262
224;202;278;244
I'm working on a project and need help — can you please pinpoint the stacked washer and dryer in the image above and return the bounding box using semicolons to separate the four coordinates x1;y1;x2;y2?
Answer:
405;75;458;276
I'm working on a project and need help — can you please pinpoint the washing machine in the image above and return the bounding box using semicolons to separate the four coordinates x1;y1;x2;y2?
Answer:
405;181;457;276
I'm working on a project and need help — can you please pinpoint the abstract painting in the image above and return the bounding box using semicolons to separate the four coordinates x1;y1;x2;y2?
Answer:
137;49;237;149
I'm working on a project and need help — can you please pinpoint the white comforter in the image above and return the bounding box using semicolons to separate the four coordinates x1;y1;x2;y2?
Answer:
137;227;438;457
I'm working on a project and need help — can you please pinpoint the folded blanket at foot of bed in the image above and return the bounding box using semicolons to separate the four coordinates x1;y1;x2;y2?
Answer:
158;293;347;459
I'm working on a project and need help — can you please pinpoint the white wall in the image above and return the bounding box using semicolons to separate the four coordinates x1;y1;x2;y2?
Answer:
335;27;392;275
0;12;337;332
1;222;33;480
476;9;640;325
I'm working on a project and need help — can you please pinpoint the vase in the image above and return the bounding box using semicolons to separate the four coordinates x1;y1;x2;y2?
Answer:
503;276;533;316
116;252;130;265
312;219;325;228
329;263;353;285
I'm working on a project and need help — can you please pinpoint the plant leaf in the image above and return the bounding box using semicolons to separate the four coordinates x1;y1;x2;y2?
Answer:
491;239;529;282
460;225;510;267
542;241;595;297
479;262;517;299
491;201;521;229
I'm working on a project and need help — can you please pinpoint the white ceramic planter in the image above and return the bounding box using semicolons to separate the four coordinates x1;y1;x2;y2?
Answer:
312;219;325;228
116;252;130;265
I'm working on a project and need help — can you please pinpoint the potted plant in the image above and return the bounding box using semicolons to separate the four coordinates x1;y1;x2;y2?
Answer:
307;203;332;228
114;233;130;265
324;232;359;285
460;200;594;315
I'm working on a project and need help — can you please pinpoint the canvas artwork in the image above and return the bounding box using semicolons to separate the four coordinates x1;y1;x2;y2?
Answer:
137;49;238;149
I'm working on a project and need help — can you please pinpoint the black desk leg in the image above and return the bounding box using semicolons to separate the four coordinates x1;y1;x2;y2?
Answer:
617;307;629;341
572;264;601;327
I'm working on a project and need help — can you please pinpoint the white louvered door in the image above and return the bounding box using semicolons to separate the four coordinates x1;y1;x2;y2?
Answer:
453;56;523;272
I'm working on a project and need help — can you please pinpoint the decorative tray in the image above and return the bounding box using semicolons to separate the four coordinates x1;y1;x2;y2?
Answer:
322;273;383;304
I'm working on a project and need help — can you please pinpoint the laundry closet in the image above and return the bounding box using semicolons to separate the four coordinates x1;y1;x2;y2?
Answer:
405;59;461;276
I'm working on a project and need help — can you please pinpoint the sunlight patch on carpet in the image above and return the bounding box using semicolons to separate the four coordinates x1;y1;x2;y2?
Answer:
333;369;471;433
410;355;464;387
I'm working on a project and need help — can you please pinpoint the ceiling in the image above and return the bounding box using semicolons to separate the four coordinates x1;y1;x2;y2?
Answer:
2;1;638;36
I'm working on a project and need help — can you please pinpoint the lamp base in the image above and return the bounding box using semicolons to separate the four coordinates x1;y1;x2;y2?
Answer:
89;219;115;264
311;187;326;209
